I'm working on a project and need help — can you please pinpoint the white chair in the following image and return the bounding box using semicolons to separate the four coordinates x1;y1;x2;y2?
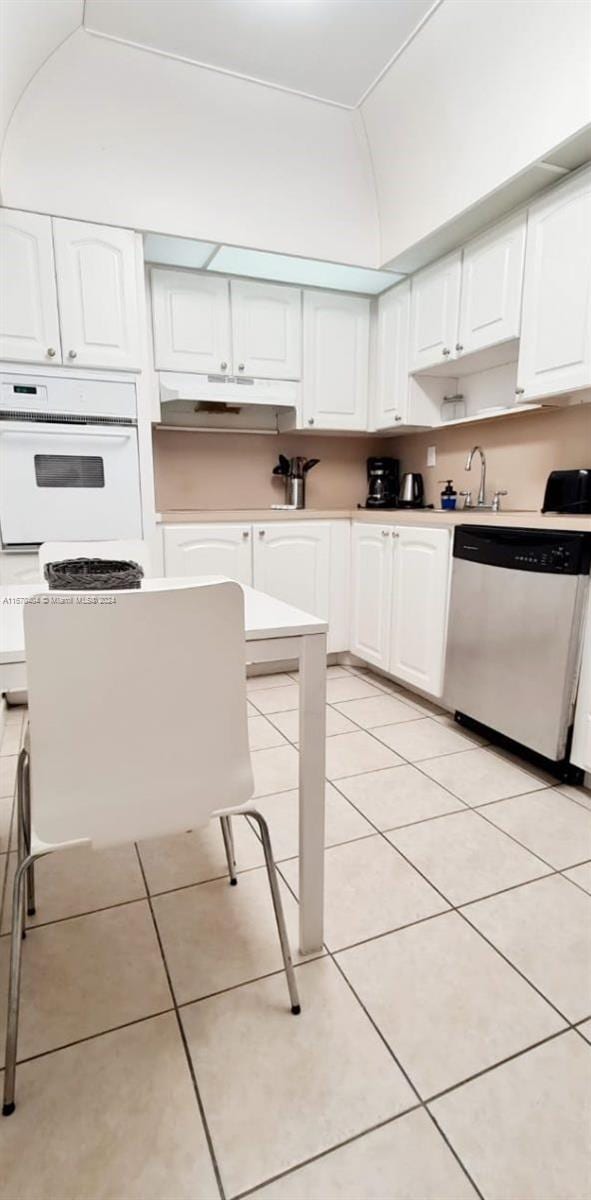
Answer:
38;540;152;578
3;581;300;1116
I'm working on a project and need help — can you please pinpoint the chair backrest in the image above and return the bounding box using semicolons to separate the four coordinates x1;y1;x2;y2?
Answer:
24;581;253;849
38;540;152;577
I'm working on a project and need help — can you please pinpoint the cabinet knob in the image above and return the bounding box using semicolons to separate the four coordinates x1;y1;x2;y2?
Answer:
308;418;314;426
381;529;389;537
46;347;56;358
259;529;266;538
238;363;245;371
391;530;400;538
455;343;463;352
220;361;228;371
68;349;77;360
242;530;249;539
394;415;402;422
442;347;451;356
515;387;525;395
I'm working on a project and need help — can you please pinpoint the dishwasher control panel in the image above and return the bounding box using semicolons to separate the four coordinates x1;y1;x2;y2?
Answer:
454;527;591;575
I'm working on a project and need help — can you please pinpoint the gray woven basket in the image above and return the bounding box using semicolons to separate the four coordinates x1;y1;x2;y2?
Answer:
44;558;144;591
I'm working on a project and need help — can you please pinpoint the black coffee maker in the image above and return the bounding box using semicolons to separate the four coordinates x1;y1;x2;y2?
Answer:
365;457;399;508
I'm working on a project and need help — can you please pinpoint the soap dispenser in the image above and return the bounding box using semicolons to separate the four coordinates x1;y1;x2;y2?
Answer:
439;480;457;510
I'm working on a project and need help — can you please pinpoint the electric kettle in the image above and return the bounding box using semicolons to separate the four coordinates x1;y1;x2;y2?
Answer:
398;472;425;508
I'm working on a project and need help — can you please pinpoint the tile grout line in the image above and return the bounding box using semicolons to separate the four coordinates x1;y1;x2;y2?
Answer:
132;843;227;1200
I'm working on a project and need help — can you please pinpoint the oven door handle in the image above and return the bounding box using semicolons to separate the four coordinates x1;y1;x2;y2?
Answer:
0;426;134;440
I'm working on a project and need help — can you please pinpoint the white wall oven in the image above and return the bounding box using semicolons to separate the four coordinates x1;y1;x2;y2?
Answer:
0;372;142;547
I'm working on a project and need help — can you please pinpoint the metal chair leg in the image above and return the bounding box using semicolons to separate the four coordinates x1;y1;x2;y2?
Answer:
220;815;237;885
3;853;36;1116
247;811;301;1015
15;750;28;936
21;755;36;917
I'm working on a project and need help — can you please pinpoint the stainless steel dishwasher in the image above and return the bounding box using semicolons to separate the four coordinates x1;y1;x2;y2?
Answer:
445;526;591;774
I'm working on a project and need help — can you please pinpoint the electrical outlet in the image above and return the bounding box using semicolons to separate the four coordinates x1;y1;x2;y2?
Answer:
427;445;437;468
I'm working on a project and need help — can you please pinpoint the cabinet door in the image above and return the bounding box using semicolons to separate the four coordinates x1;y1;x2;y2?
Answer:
253;520;331;632
517;170;591;400
52;219;141;370
163;524;252;584
458;213;526;355
571;587;591;773
151;269;231;374
303;292;369;430
409;252;461;372
349;523;393;670
389;526;451;697
373;281;410;429
230;280;301;379
0;210;61;365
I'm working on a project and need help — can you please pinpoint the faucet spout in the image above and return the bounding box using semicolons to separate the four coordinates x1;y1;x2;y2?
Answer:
465;445;487;507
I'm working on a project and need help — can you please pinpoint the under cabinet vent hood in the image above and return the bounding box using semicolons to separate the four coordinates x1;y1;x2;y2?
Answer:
157;372;298;432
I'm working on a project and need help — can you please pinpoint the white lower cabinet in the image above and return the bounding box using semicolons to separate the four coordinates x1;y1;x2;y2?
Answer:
571;588;591;773
350;524;393;669
163;519;349;653
163;524;253;585
350;522;451;695
389;526;451;696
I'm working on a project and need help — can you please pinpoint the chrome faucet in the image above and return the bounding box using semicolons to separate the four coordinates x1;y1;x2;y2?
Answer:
465;445;487;507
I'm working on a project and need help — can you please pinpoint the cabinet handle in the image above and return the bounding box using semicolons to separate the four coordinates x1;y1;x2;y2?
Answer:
442;347;451;356
68;349;77;360
259;529;266;538
46;347;56;358
308;418;314;425
515;387;525;395
381;529;389;537
394;415;402;422
238;363;245;371
391;530;399;538
455;343;463;352
220;361;228;371
242;530;249;539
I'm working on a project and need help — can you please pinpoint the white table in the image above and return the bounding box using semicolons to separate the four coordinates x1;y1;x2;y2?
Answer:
0;578;328;953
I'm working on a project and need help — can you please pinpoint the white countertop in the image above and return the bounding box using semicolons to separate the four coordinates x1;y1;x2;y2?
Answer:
158;508;591;532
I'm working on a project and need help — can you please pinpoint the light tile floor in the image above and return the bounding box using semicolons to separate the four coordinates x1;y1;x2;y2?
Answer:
1;667;590;1200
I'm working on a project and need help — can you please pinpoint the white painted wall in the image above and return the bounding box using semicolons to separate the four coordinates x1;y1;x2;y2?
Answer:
361;0;591;266
0;0;82;145
0;29;379;266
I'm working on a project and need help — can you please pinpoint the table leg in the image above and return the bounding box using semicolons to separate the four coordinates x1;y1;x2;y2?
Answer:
298;632;326;954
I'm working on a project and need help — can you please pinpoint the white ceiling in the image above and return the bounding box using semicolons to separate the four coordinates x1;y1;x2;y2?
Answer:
83;0;437;107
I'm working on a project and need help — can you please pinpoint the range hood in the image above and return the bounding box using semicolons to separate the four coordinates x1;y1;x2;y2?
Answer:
157;372;299;432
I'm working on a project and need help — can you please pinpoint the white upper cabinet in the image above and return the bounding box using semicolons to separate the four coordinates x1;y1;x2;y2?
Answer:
0;210;61;365
517;169;591;400
151;270;231;374
458;213;526;356
252;520;330;621
409;252;461;372
389;526;451;697
230;280;301;379
53;219;141;370
349;523;393;670
163;523;253;585
373;282;410;430
303;291;369;430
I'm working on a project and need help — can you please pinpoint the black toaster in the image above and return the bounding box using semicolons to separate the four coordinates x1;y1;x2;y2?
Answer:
542;469;591;514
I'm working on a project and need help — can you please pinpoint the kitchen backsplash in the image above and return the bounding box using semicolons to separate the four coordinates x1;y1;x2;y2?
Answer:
153;404;591;514
394;403;591;512
153;430;392;511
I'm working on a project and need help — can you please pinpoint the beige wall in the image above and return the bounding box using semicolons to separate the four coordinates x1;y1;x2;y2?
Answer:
153;430;391;512
153;405;591;513
391;404;591;511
